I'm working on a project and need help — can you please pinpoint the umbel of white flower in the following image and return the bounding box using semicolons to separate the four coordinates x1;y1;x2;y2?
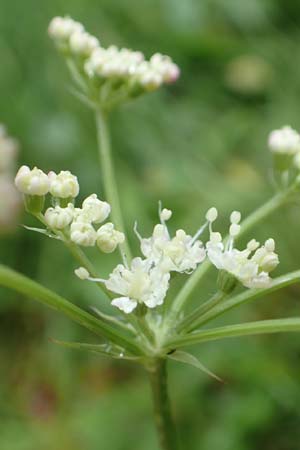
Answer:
268;125;300;172
206;209;279;291
136;207;206;274
86;207;211;313
48;16;180;106
14;166;125;254
106;258;171;313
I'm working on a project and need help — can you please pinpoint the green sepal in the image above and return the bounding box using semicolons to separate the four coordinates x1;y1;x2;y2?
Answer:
24;194;45;214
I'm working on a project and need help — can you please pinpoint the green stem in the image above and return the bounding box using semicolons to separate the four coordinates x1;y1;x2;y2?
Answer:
192;269;300;328
148;359;179;450
176;291;226;333
0;264;141;355
169;184;299;319
95;109;132;261
168;318;300;348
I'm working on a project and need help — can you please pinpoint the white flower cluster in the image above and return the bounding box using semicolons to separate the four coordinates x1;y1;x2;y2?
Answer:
91;207;207;314
48;16;180;97
15;166;79;198
14;166;124;253
85;47;180;91
206;210;279;289
268;125;300;172
0;125;21;231
75;205;280;314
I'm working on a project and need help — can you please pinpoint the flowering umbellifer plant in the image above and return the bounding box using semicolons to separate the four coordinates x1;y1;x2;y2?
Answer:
1;16;300;450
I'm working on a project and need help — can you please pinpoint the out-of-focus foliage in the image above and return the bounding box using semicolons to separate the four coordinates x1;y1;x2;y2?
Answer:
1;0;300;449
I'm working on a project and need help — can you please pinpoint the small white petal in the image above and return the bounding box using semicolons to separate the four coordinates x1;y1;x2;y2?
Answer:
111;297;137;314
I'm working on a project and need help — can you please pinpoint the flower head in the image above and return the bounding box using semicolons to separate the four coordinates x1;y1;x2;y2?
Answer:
49;16;180;108
44;204;74;230
96;222;125;253
82;194;111;223
70;221;97;246
15;166;50;196
49;170;79;199
268;126;300;155
106;257;170;313
137;208;206;274
206;210;279;290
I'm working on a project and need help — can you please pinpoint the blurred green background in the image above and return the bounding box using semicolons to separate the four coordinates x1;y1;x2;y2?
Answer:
1;0;300;449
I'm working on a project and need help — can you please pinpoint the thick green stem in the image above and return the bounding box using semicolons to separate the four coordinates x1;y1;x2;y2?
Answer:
169;184;299;319
148;359;179;450
95;109;132;260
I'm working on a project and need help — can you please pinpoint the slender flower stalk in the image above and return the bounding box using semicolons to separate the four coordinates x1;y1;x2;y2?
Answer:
95;109;132;261
168;318;300;349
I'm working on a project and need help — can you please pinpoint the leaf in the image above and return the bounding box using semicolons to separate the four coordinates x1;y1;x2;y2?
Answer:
168;350;224;383
50;338;141;361
22;225;61;240
0;264;141;355
90;306;136;334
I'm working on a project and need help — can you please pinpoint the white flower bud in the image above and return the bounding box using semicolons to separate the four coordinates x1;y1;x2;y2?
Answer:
160;208;172;221
268;126;300;155
230;210;241;224
206;207;218;222
70;221;97;246
44;205;73;229
97;222;125;253
15;166;50;196
74;267;90;280
229;223;240;237
48;16;84;41
259;253;279;272
69;31;99;57
82;194;111;223
49;170;79;198
247;239;260;252
265;238;275;252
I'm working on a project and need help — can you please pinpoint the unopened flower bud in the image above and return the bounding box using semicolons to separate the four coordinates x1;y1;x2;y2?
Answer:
44;205;73;229
15;166;49;196
206;207;218;222
230;211;241;224
70;221;97;246
82;194;111;223
49;170;79;199
69;31;99;57
97;222;125;253
229;223;240;237
74;267;90;280
268;126;300;172
160;208;172;221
